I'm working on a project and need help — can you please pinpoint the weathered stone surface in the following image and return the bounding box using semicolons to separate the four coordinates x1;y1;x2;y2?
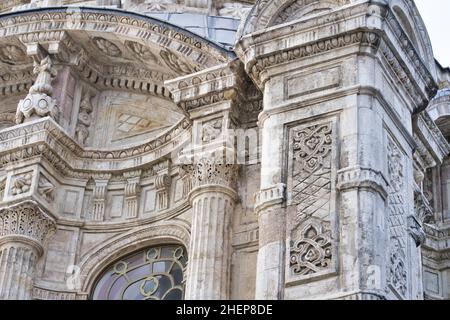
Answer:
0;0;449;300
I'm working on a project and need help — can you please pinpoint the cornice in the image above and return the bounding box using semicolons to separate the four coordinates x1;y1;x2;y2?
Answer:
413;112;450;167
0;6;234;57
165;59;249;114
236;3;438;112
0;6;235;97
0;117;192;176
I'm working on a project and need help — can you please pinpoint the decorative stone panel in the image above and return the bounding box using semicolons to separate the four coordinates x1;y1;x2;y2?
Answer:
286;119;338;284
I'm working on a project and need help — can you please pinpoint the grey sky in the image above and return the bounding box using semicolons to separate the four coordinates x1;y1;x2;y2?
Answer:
415;0;450;68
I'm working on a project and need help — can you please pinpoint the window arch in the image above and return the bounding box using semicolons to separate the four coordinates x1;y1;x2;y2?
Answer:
91;244;187;300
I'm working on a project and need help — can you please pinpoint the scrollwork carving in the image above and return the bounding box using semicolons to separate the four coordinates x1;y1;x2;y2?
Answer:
37;175;55;203
125;41;158;64
93;37;121;57
0;45;28;65
289;122;335;279
75;91;94;146
290;219;332;276
160;49;199;75
201;119;223;143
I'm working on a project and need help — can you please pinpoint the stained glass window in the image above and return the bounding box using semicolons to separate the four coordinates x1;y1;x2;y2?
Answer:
91;245;187;300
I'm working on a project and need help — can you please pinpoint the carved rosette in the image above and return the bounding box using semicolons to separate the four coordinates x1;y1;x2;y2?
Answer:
16;56;59;124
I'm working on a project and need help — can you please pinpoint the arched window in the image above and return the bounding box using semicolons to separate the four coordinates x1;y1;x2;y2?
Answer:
91;245;187;300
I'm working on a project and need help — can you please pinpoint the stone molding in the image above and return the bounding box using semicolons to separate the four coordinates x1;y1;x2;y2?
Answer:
79;220;191;293
254;183;285;214
0;7;234;99
336;166;389;200
237;2;437;111
0;117;191;176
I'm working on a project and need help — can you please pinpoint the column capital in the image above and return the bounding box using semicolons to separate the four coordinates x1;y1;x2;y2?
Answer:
254;183;286;214
0;200;56;255
182;157;239;201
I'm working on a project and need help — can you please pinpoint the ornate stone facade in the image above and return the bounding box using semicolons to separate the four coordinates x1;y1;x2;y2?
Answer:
0;0;449;300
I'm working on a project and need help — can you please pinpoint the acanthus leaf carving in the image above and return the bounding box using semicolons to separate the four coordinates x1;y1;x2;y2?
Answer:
0;200;56;249
184;158;238;191
37;174;55;203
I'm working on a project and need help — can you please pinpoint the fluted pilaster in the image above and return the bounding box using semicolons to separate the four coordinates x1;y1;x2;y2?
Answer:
0;201;56;300
0;243;38;299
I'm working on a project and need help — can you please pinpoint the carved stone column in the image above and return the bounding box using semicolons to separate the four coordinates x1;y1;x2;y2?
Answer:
254;184;285;299
0;201;56;300
166;60;247;299
183;158;238;300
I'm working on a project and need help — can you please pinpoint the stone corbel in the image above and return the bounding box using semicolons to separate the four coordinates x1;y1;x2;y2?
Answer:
154;160;172;211
92;174;111;221
414;188;434;225
16;55;59;124
408;215;426;248
165;59;247;116
123;170;141;219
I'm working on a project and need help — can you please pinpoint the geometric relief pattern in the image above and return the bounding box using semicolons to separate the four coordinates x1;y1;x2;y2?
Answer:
387;138;408;298
91;245;187;300
114;112;166;139
289;122;333;277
